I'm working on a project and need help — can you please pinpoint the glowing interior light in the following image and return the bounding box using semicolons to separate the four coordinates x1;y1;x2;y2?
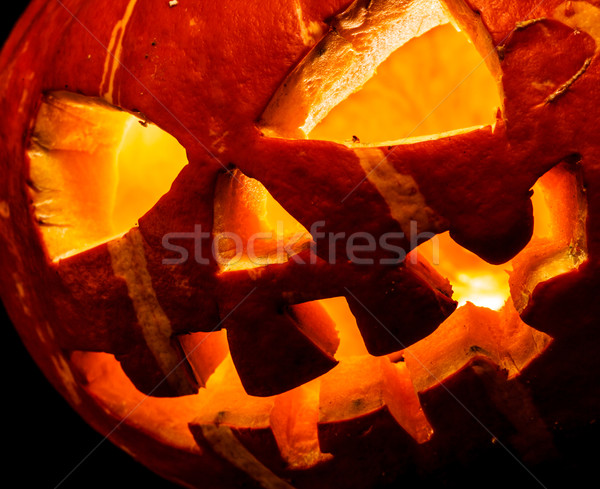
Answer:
112;117;188;234
419;233;512;311
417;172;571;312
47;3;578;473
27;91;188;261
453;273;510;310
309;23;500;144
319;296;369;358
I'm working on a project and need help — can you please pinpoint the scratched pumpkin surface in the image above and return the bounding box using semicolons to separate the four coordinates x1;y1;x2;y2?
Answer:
1;0;600;487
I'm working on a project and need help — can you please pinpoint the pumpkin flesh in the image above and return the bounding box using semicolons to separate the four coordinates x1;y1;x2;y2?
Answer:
1;0;600;487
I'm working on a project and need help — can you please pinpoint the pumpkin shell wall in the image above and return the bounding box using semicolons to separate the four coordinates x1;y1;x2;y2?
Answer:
2;1;600;488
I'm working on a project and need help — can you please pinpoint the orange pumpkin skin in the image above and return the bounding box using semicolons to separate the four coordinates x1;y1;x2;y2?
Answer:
1;0;600;487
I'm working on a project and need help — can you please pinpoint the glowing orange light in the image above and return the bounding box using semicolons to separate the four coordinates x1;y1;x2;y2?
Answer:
28;91;188;261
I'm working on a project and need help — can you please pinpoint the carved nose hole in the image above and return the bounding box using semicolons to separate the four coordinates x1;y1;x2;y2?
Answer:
212;167;312;271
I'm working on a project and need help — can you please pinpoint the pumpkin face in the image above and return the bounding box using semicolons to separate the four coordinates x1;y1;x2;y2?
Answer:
2;0;600;487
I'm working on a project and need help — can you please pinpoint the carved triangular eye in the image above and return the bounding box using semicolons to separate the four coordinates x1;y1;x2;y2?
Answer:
28;91;188;261
309;23;500;144
259;5;499;144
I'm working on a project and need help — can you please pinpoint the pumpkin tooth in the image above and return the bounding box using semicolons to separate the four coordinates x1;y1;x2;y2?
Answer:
116;339;198;398
218;248;456;392
270;383;333;470
54;230;206;397
344;258;456;356
223;296;339;397
108;228;199;396
403;301;552;394
190;356;292;476
318;357;385;454
317;355;432;455
382;359;434;444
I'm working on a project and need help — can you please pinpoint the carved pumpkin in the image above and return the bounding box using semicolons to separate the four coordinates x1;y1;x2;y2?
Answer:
1;0;599;487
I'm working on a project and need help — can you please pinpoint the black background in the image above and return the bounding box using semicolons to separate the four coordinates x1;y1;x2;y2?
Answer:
2;2;598;489
1;3;178;488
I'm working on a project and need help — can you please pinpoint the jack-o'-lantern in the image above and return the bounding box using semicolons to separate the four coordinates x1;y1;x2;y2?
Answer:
1;0;599;487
